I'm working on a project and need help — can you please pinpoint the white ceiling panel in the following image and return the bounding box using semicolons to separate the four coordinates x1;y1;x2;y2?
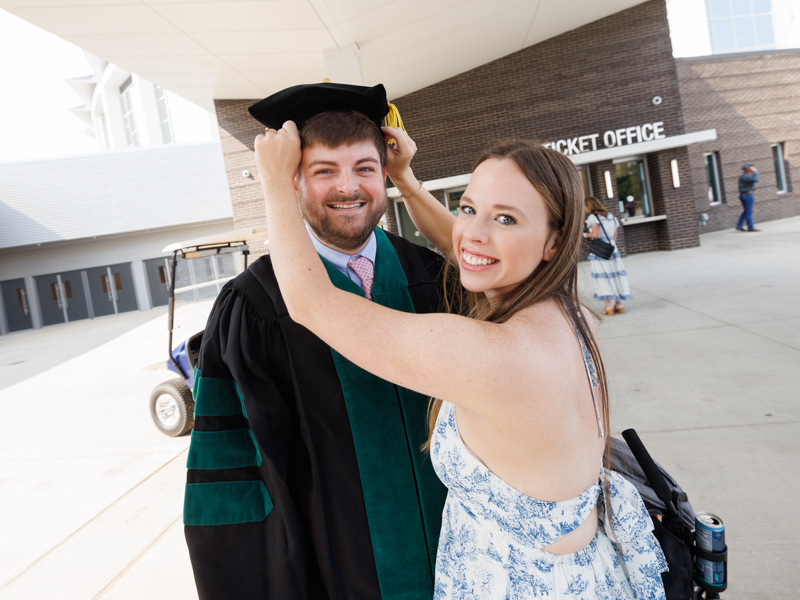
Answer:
168;82;266;96
339;0;532;47
9;5;178;35
1;0;131;7
104;54;241;73
189;28;337;54
308;0;392;27
137;70;256;86
2;0;650;105
361;0;537;67
222;52;325;72
66;32;211;56
150;1;324;32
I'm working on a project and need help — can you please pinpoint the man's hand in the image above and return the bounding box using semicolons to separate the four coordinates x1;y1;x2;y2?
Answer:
382;126;418;193
254;120;302;186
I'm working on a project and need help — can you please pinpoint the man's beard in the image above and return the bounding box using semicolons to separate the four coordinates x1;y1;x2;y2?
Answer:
299;190;387;253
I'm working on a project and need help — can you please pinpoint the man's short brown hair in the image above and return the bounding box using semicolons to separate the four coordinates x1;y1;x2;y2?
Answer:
299;111;387;167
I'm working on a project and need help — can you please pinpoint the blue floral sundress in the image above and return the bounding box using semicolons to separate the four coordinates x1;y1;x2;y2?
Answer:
430;317;667;599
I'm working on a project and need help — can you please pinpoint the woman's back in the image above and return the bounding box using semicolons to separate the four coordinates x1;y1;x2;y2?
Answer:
586;212;619;243
451;299;603;505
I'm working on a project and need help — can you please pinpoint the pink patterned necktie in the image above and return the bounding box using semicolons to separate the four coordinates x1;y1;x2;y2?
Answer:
347;256;374;300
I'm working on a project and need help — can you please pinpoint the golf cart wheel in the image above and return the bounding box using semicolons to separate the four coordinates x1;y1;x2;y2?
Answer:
150;378;194;437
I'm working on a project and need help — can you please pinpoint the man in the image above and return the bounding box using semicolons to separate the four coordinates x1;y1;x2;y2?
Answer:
736;163;760;232
184;83;447;599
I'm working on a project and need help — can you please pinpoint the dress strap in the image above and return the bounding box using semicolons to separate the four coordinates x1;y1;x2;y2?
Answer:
563;302;605;439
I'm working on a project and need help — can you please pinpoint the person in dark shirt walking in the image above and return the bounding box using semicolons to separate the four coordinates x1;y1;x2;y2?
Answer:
737;164;760;232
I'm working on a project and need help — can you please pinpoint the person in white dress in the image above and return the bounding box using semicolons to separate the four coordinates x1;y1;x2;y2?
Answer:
255;120;667;599
584;197;633;317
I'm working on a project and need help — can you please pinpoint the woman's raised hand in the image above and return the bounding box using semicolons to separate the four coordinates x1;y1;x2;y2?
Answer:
382;126;418;191
254;120;302;189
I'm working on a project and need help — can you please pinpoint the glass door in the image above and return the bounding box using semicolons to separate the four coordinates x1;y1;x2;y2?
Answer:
0;279;33;333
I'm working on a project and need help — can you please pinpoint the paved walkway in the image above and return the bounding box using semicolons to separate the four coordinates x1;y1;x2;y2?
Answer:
0;217;797;599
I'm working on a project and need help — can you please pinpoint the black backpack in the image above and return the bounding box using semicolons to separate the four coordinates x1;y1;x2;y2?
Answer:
612;430;727;600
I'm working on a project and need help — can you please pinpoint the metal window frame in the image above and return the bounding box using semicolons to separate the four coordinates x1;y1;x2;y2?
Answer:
772;142;788;194
703;151;724;205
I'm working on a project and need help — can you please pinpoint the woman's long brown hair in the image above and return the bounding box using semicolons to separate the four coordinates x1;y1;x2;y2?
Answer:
585;196;609;217
423;140;611;475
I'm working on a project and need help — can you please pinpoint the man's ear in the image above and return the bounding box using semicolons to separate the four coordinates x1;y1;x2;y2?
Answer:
543;228;563;262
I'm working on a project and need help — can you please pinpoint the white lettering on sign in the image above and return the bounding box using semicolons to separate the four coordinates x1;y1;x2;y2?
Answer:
544;122;666;156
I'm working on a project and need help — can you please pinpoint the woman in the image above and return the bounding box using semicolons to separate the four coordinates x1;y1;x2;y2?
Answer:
584;197;633;316
255;122;666;598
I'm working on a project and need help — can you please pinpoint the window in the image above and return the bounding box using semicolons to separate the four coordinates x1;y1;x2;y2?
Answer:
119;76;140;148
772;143;788;193
394;200;434;250
445;187;466;216
706;0;775;53
704;152;724;204
154;85;175;144
614;158;652;218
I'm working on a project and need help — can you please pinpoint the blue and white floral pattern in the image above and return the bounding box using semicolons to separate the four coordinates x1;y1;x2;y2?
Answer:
431;401;668;599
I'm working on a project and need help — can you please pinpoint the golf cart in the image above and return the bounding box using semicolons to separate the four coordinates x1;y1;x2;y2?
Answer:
150;227;268;436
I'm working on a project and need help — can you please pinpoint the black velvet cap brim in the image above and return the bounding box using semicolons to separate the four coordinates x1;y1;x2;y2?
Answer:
248;83;389;130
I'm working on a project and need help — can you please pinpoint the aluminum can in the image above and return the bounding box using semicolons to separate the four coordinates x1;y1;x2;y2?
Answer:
695;512;726;587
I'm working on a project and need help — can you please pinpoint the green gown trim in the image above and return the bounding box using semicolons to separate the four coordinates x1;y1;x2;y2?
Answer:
185;369;268;525
320;228;445;599
185;480;273;526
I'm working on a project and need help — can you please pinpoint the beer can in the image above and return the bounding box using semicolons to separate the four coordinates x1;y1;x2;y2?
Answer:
695;512;726;587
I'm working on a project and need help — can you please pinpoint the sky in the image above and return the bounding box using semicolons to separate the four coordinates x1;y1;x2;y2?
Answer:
0;9;99;163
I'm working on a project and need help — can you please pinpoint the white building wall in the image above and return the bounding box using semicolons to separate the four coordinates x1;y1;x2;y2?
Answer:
0;142;232;249
0;219;234;332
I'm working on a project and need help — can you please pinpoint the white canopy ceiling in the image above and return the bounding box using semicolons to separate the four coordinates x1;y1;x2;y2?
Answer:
2;0;648;110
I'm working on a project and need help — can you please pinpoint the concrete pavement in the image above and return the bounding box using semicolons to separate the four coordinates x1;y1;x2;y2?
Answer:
0;217;798;599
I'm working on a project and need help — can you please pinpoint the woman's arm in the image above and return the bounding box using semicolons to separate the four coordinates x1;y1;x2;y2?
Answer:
383;127;456;260
255;123;544;415
583;225;600;239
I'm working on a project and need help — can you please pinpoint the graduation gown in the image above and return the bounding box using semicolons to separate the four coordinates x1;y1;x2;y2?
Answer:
184;228;448;599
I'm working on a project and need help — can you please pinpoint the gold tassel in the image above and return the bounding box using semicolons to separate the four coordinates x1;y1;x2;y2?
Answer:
322;77;332;83
383;102;405;131
383;102;405;146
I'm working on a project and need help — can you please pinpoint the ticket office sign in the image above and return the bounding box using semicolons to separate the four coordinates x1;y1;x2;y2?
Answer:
543;122;667;156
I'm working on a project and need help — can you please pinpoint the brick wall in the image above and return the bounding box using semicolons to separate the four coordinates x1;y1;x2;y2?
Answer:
677;50;800;233
214;100;270;258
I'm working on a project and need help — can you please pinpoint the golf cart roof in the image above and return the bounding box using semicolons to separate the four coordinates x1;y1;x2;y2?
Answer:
162;226;268;254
